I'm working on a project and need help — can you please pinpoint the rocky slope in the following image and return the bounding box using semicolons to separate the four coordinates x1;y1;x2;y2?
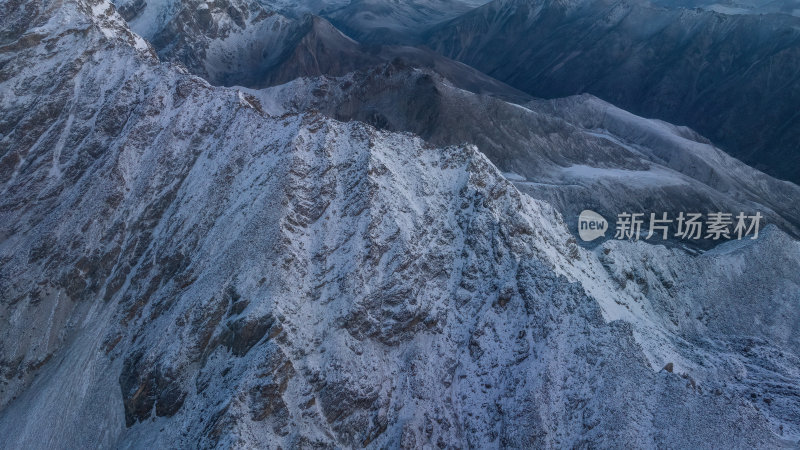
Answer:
112;0;355;87
1;0;799;448
112;0;526;96
253;0;494;44
425;0;800;183
253;64;800;245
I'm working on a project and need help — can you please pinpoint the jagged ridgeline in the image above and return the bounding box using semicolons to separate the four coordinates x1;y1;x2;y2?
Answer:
0;0;799;448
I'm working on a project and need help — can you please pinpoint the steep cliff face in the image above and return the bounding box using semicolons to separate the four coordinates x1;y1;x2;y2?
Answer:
425;0;800;183
1;0;799;448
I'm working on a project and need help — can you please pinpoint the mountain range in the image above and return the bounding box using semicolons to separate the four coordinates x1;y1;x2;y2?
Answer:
1;0;799;447
425;0;800;183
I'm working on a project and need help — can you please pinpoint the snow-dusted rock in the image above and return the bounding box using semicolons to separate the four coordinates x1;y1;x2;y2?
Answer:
0;0;798;448
253;64;800;245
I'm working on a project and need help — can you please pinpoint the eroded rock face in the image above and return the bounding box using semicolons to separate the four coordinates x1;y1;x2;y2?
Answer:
0;0;798;448
120;351;187;425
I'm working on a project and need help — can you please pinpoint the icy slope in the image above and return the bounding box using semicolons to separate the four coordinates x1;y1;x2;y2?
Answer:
0;0;799;448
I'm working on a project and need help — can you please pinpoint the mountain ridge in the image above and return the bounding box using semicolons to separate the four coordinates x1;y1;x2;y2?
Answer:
0;0;799;447
252;62;800;245
424;0;800;183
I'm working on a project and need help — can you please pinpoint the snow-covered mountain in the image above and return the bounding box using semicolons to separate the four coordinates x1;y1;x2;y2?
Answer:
254;64;800;245
1;0;799;448
650;0;800;17
251;0;496;43
112;0;336;87
111;0;522;91
323;0;493;43
425;0;800;183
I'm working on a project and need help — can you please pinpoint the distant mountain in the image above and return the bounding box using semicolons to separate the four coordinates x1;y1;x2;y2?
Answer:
257;0;494;44
324;0;492;43
112;0;523;94
650;0;800;17
113;0;363;87
256;0;351;17
425;0;800;183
